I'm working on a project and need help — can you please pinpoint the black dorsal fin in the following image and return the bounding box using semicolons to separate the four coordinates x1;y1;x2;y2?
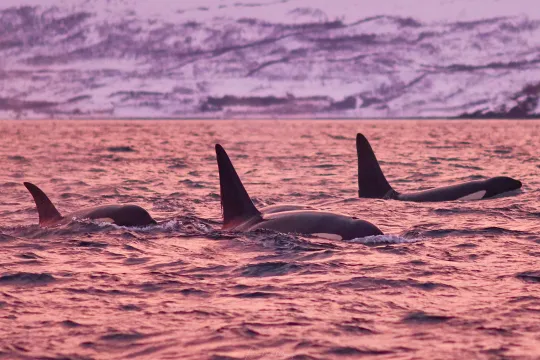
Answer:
215;144;261;229
356;133;393;198
23;182;63;226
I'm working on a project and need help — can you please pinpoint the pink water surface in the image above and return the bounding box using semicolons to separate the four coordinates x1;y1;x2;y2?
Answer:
0;120;539;359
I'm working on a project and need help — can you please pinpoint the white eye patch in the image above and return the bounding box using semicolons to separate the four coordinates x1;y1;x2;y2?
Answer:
458;190;486;201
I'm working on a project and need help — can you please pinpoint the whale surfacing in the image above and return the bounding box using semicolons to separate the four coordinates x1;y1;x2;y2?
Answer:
24;182;157;227
355;133;522;202
216;144;382;240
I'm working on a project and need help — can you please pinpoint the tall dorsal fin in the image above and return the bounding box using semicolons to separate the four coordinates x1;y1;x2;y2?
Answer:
215;144;261;229
356;133;393;198
23;182;63;226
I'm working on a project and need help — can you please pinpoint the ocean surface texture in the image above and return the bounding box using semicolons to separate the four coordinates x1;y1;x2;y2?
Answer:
0;120;539;359
1;0;540;119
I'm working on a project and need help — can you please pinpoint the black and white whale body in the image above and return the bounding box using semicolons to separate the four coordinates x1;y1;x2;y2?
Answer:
356;133;522;202
216;144;382;240
260;204;316;214
24;182;157;227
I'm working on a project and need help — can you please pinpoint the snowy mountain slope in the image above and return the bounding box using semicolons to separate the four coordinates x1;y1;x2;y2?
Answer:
1;0;539;118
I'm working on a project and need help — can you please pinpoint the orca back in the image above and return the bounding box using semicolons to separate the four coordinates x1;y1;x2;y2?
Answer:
82;205;157;226
483;176;522;198
356;133;393;198
250;210;383;240
23;182;63;226
215;144;261;229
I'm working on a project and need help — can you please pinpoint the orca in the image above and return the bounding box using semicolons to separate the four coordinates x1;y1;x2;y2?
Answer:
355;133;522;202
215;144;382;240
23;182;157;227
260;204;316;214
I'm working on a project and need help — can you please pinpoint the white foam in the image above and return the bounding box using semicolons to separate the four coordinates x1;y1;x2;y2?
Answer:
87;218;157;232
346;235;419;245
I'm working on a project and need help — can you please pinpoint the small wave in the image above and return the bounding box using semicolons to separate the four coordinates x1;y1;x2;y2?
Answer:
16;252;43;259
119;304;142;311
516;271;540;283
76;240;108;248
178;179;206;188
89;167;107;173
12;221;113;239
107;146;136;152
240;261;301;277
297;249;335;261
337;324;377;335
451;163;483;171
100;331;146;342
0;233;17;242
0;272;56;285
324;133;354;140
60;320;84;328
409;226;528;238
311;163;340;169
333;276;452;291
178;288;208;296
403;311;453;324
7;155;29;162
168;159;188;169
233;291;280;298
65;287;135;296
326;346;392;356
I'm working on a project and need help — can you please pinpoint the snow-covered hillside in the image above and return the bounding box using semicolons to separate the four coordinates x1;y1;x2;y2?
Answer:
1;0;539;118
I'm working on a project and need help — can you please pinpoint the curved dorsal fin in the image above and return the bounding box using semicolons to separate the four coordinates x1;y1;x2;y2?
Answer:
23;182;63;226
356;133;393;198
215;144;261;229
